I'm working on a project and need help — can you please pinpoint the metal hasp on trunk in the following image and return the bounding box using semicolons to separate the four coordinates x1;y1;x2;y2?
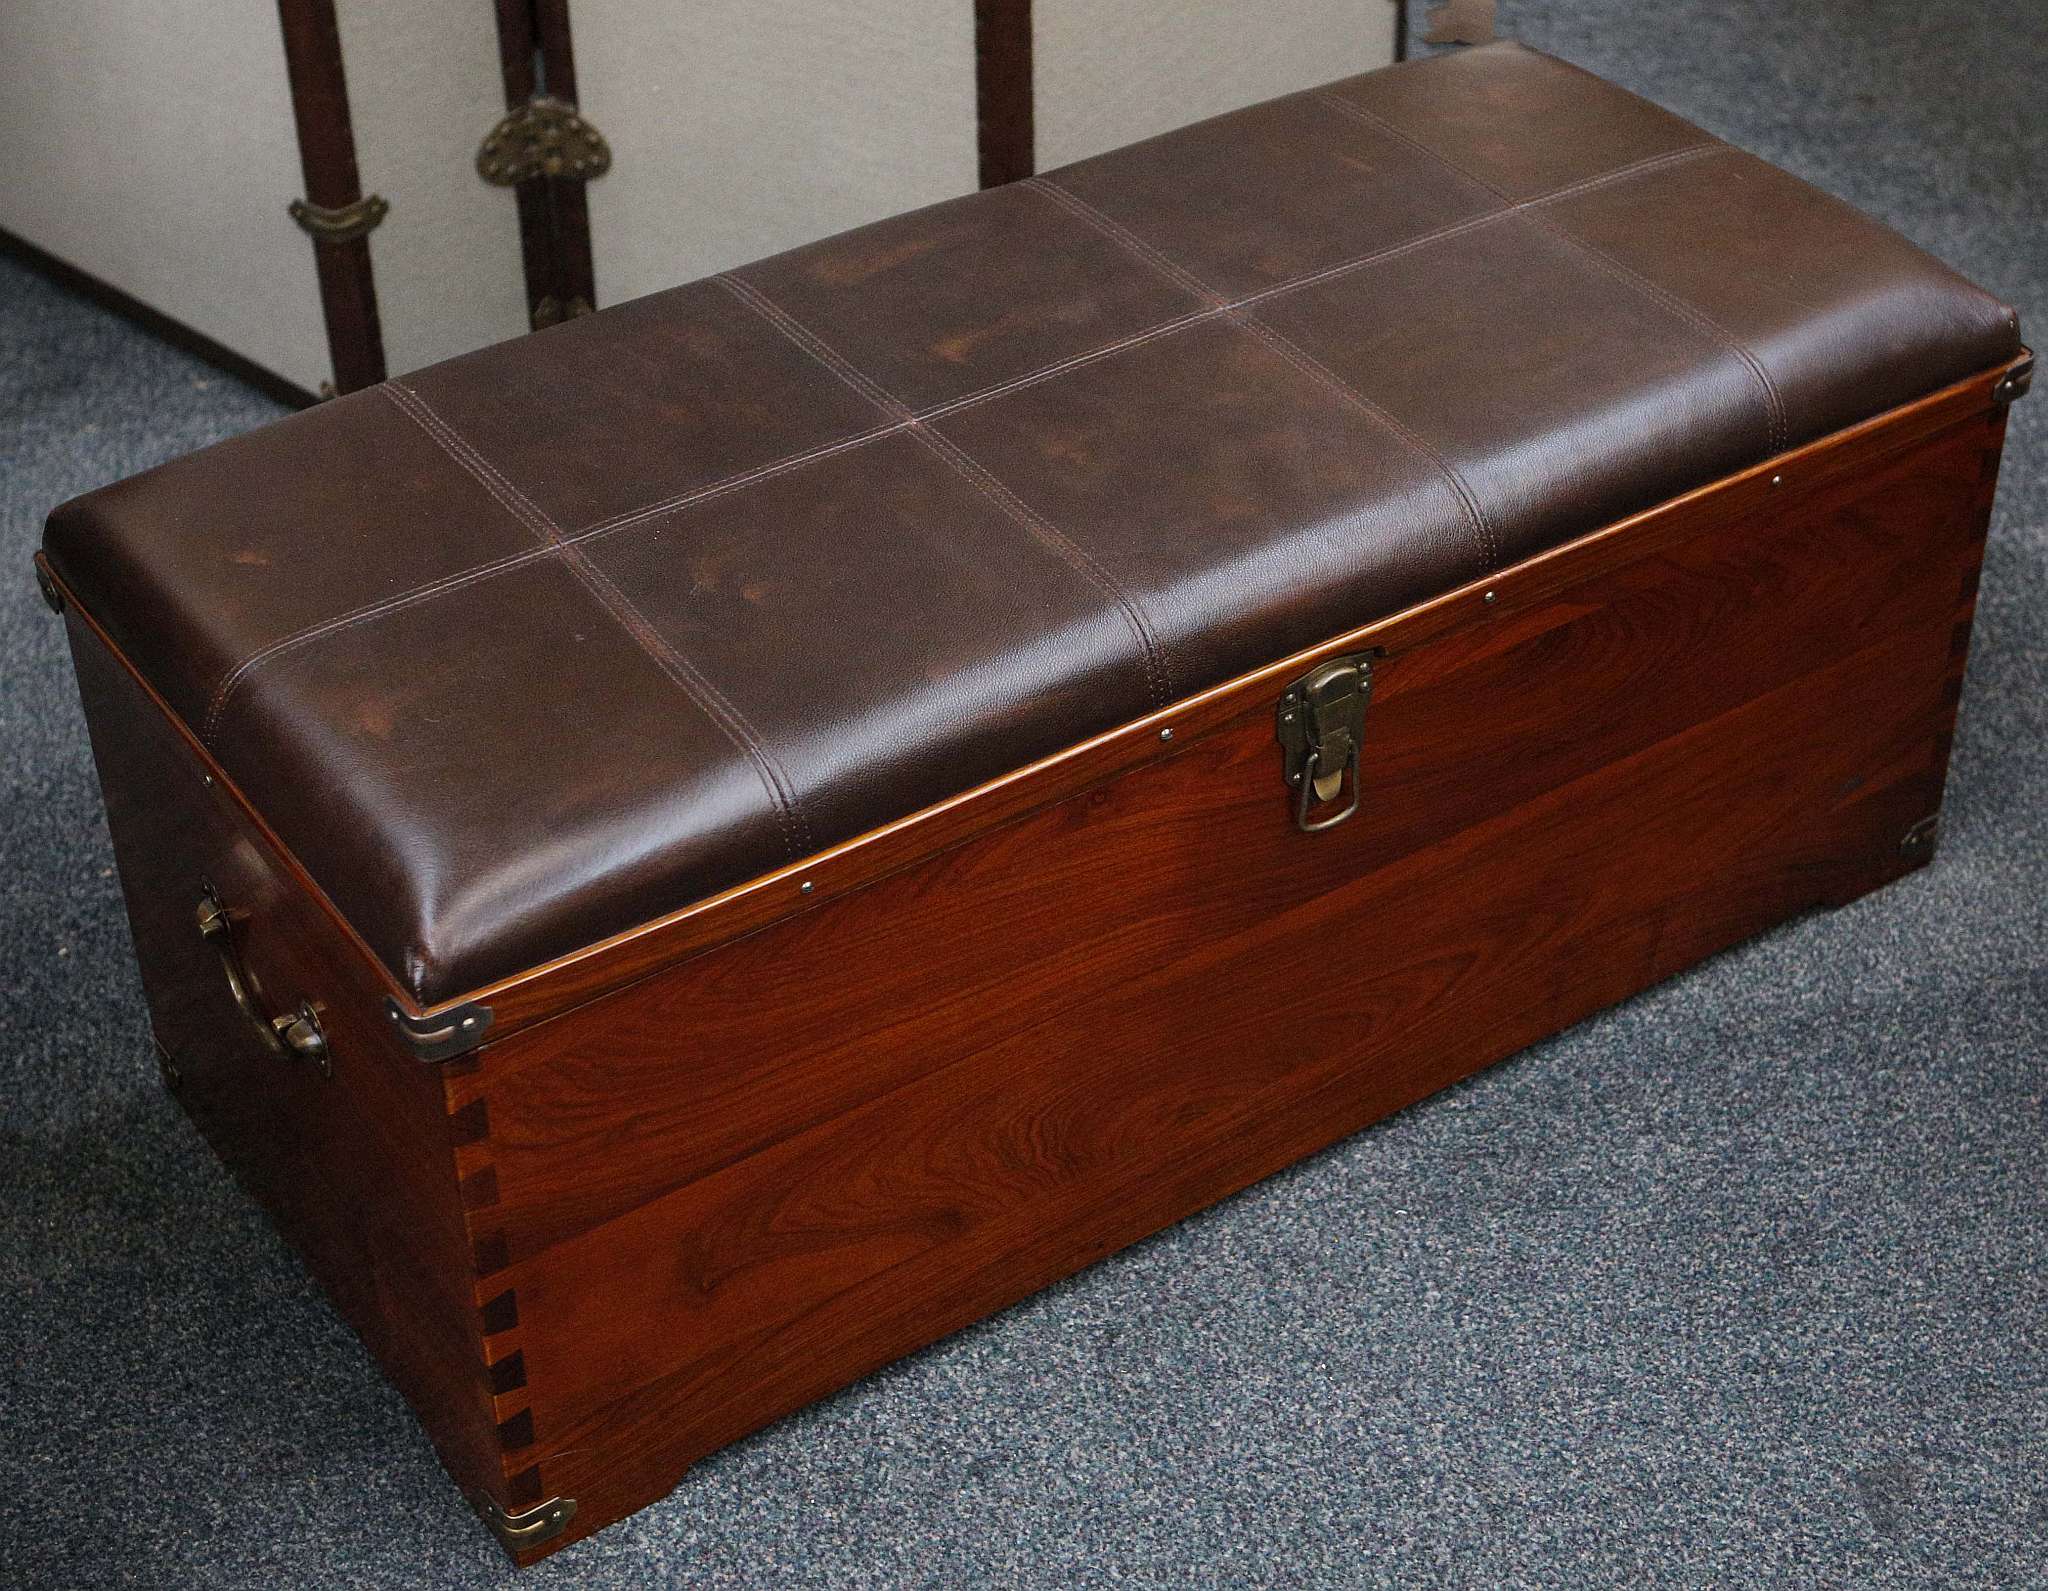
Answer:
1277;654;1374;832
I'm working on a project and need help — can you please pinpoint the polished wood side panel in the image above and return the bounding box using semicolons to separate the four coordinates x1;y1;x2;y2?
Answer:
525;628;1949;1554
61;623;513;1512
474;405;2001;1562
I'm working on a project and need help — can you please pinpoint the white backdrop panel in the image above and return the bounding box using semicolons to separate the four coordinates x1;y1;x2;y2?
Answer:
575;0;978;307
0;0;330;391
1034;0;1398;170
336;0;531;375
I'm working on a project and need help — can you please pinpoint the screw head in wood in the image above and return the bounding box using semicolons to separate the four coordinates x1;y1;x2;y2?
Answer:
800;880;815;895
1159;728;1174;741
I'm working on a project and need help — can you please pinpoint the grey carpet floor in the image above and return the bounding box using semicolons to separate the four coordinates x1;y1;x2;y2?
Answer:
3;3;2042;1587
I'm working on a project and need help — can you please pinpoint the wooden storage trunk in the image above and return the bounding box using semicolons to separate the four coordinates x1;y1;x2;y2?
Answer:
37;43;2026;1565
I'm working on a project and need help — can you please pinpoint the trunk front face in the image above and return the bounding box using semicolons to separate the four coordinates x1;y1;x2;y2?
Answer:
437;394;2001;1560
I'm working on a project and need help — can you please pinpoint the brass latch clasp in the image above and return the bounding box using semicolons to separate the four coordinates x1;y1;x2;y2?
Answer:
1276;654;1373;832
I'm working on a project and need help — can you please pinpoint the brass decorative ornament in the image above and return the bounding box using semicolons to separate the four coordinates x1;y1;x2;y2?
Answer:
477;97;611;186
286;193;389;244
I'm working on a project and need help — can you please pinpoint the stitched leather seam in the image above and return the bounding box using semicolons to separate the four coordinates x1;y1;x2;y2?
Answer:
1502;139;1727;206
1308;87;1721;201
1229;143;1727;312
914;425;1174;705
913;309;1217;422
717;275;910;417
1033;175;1500;572
1236;317;1498;573
197;141;1733;715
1024;179;1223;309
200;421;911;741
395;384;815;858
201;541;557;744
566;146;1726;546
1312;94;1787;452
717;273;1179;709
265;384;813;861
1523;212;1787;453
545;419;910;539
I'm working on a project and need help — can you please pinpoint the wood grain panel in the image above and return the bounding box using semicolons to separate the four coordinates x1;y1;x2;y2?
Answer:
471;406;1998;1560
470;410;2000;1267
511;612;1962;1559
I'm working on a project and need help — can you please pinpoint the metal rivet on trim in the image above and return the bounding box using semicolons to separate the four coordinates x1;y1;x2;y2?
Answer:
1159;728;1174;742
1483;590;1497;605
1771;474;1784;487
800;880;815;895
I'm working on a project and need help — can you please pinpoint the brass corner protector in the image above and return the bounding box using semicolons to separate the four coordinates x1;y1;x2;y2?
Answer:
478;97;611;186
1993;350;2033;406
384;996;495;1062
476;1494;576;1553
288;193;390;245
34;558;64;614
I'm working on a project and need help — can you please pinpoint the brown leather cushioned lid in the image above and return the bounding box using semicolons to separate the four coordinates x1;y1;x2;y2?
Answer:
43;44;2020;1006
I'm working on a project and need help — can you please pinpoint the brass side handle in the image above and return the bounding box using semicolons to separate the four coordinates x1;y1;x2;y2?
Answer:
195;886;329;1076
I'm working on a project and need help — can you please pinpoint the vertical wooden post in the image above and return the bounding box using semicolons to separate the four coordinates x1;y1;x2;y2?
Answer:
276;0;387;393
975;0;1035;187
493;0;599;330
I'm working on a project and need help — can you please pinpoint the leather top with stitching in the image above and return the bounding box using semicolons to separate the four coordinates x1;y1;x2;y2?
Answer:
43;43;2021;1003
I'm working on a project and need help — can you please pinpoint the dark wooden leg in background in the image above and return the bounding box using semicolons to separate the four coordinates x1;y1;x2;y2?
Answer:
277;0;387;393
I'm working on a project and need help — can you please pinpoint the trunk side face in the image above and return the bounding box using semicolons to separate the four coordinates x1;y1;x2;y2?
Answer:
62;621;522;1522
